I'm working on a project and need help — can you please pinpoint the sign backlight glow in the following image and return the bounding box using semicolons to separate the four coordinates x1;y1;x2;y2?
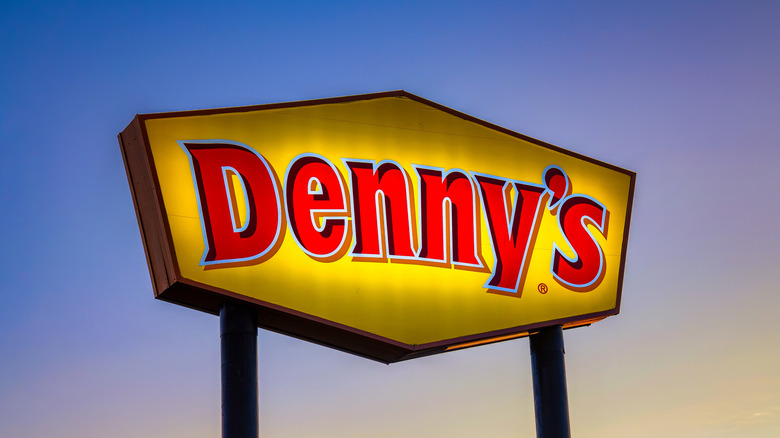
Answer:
119;91;635;362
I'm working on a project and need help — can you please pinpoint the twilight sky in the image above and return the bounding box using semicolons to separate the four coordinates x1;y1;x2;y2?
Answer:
2;1;779;437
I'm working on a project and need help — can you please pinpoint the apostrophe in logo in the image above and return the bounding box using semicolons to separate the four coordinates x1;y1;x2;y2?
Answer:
180;140;608;296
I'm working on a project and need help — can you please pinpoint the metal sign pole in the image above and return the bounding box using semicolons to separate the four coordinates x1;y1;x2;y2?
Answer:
220;302;259;438
529;325;571;438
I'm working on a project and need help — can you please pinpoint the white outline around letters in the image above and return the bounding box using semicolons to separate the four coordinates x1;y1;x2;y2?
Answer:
549;194;607;289
411;164;483;269
178;139;282;266
284;153;350;260
342;158;417;261
471;171;546;294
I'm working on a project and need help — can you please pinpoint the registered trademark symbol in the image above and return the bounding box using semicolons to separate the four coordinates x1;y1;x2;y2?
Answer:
538;283;548;294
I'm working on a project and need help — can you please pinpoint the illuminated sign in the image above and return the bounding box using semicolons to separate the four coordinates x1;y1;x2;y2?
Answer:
119;91;635;363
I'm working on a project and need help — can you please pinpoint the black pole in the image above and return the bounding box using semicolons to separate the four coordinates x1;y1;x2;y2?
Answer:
529;325;571;438
220;302;259;438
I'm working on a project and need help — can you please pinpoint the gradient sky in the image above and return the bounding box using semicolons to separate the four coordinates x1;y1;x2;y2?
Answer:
2;1;779;437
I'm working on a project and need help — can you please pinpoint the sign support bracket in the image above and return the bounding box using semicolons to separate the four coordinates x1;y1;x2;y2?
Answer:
220;301;259;438
530;325;571;438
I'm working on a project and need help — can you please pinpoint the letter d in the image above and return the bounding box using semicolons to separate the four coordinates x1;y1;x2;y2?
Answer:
180;140;283;265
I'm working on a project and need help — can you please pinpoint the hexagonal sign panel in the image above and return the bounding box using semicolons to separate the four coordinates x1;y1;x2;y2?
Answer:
120;91;635;363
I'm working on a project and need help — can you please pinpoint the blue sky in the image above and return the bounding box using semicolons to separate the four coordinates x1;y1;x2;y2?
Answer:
2;1;779;437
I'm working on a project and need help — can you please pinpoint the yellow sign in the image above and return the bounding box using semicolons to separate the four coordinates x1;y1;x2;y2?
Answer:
119;91;635;362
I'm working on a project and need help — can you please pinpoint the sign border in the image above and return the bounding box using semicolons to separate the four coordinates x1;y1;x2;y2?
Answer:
119;90;636;363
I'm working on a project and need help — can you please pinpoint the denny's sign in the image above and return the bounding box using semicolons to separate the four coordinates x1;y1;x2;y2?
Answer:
119;91;635;362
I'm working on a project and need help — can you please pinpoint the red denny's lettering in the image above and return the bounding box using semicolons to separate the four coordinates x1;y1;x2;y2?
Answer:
180;140;609;295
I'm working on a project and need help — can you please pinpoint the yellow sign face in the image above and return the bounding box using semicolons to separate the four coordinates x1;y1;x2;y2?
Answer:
119;91;635;362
